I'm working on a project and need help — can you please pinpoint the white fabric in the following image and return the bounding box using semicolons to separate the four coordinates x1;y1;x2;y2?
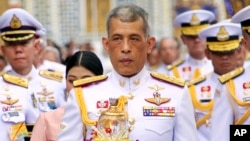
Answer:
168;55;213;81
189;72;220;141
0;77;39;141
57;68;198;141
9;66;66;113
210;65;250;141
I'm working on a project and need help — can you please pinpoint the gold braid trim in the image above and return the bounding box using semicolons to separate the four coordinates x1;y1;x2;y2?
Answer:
196;111;212;128
172;67;180;79
117;96;128;118
188;85;214;111
226;80;250;125
75;87;97;126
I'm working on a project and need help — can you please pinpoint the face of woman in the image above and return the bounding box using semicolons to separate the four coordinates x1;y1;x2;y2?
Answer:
66;66;96;92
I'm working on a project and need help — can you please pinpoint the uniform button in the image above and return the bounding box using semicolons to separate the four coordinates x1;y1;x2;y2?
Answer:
127;93;134;100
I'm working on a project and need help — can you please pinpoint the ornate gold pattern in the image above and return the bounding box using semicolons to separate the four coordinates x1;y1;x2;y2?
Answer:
217;26;230;41
10;15;22;29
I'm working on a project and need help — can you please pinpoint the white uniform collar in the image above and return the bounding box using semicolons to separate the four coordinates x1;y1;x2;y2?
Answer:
187;55;209;66
8;65;38;80
210;72;219;82
110;67;149;92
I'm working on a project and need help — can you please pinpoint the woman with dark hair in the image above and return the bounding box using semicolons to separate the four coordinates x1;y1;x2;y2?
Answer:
30;51;103;141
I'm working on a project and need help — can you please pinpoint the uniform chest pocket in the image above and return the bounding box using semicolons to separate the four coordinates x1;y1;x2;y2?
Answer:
144;117;174;135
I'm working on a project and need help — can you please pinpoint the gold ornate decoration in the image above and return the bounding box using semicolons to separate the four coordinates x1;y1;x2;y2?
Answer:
37;81;53;96
190;14;201;26
10;15;22;29
0;85;19;105
92;98;132;141
217;26;230;41
145;85;170;106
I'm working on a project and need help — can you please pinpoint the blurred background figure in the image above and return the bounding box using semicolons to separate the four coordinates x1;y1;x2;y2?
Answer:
43;46;61;63
170;9;215;81
153;37;181;74
145;46;161;71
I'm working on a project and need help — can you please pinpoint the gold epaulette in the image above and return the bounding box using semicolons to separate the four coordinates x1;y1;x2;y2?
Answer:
167;58;185;70
73;75;108;87
39;69;63;82
186;75;206;87
150;72;185;87
218;67;244;84
2;73;28;88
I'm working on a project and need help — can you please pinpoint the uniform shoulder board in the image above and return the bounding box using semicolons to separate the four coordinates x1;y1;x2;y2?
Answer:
167;58;185;70
218;67;244;84
186;75;206;87
2;73;28;88
39;69;63;82
150;72;185;87
73;75;108;87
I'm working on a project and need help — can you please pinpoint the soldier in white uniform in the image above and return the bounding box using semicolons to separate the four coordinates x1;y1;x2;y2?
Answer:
188;22;243;141
34;39;67;93
210;6;250;141
57;4;198;141
231;6;250;68
0;8;66;114
169;10;215;82
0;74;39;141
153;37;181;75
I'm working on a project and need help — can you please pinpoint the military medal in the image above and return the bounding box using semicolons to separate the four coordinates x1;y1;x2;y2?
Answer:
37;81;53;96
200;85;212;103
182;66;192;81
0;85;19;105
145;85;170;106
243;82;250;95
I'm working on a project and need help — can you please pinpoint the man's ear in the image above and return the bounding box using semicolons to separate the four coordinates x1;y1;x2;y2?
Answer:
147;36;156;54
102;37;109;54
34;38;41;55
1;46;4;56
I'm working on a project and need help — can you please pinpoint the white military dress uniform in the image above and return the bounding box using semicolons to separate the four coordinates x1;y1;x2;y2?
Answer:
168;56;212;82
0;74;38;141
210;67;249;141
152;63;170;75
57;68;198;141
187;72;220;141
8;66;66;113
36;59;67;97
172;10;215;81
0;8;66;113
197;22;244;141
231;6;250;69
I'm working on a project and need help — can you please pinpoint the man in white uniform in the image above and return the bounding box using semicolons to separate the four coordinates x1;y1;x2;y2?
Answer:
210;5;250;141
231;5;250;68
0;8;66;140
57;4;198;141
188;22;243;141
170;10;215;81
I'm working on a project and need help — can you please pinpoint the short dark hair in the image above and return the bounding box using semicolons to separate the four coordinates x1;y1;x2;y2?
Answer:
66;51;103;76
106;4;150;36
